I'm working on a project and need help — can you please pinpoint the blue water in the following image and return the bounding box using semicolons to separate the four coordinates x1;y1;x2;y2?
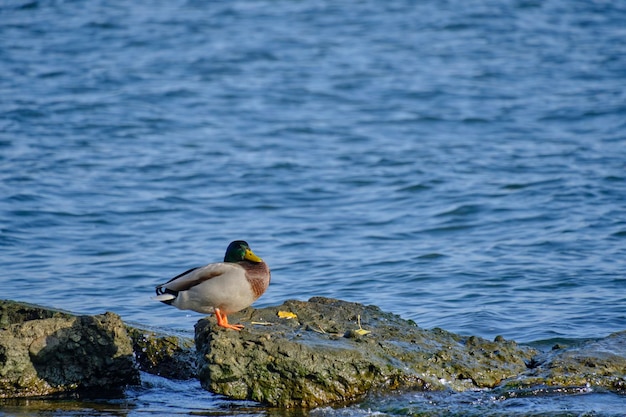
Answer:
1;0;625;415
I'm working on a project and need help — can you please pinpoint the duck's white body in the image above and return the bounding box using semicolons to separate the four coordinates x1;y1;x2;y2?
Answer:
153;240;271;331
155;262;267;315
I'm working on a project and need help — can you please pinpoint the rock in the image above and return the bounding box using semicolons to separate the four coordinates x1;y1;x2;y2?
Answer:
127;326;196;380
3;298;625;408
195;297;538;408
0;300;139;398
500;330;626;394
0;300;73;325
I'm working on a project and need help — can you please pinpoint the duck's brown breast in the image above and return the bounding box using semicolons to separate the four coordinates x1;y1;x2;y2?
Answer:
244;261;271;300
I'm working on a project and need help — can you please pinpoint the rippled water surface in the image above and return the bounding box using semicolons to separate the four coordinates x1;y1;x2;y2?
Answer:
1;0;625;415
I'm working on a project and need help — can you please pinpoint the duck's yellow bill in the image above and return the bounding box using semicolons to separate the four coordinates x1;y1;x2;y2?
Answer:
245;249;263;262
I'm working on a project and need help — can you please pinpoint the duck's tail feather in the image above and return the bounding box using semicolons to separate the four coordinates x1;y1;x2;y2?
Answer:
153;286;177;304
152;293;176;302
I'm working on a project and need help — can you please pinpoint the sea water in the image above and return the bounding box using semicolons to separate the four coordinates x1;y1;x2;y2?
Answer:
1;0;625;415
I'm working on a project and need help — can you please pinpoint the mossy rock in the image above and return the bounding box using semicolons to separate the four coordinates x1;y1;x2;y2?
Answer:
195;297;537;407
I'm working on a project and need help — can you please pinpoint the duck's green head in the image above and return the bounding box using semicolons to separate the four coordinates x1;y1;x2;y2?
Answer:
224;240;263;263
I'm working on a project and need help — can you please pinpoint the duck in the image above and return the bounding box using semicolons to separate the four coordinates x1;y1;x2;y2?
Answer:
152;240;271;331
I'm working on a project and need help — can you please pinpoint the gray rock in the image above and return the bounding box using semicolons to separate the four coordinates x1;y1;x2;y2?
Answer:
195;297;537;408
0;300;139;398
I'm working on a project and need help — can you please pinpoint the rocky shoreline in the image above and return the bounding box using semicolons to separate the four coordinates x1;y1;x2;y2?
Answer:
1;298;624;407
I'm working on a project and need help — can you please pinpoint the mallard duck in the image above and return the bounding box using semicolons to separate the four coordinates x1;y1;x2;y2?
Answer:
153;240;270;331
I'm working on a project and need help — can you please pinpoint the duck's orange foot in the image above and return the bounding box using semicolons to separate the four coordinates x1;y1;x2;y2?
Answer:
214;308;244;331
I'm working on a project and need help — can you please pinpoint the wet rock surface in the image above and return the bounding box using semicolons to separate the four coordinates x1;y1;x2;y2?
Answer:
0;300;139;398
195;297;538;407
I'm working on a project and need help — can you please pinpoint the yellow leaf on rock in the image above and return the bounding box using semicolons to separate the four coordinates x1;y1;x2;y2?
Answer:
277;311;298;319
355;314;371;335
